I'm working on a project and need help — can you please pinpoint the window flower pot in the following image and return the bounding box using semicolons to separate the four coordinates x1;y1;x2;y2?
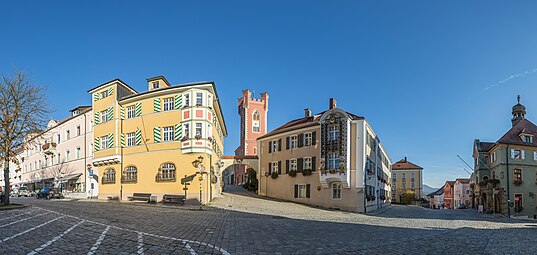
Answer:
288;170;297;177
181;136;189;142
271;172;279;179
195;135;202;140
302;169;312;176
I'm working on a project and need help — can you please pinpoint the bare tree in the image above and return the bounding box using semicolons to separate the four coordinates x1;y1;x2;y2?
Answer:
0;70;49;204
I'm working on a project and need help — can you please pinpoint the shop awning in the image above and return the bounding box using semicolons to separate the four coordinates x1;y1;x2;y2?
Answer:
57;173;82;183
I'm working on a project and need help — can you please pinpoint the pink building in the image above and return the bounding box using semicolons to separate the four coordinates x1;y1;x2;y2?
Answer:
233;90;268;184
453;178;470;208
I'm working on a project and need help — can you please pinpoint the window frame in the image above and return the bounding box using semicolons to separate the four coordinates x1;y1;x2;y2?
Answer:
127;105;135;119
163;97;174;111
304;157;312;170
304;132;312;147
332;182;342;199
196;92;203;106
297;184;307;198
163;126;174;142
126;132;136;147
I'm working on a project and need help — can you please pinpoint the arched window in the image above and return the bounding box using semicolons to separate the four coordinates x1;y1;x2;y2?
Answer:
252;111;260;133
123;166;137;183
157;162;176;182
103;168;116;184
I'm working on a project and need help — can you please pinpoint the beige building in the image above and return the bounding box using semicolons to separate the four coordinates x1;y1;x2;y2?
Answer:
391;158;423;203
257;98;391;213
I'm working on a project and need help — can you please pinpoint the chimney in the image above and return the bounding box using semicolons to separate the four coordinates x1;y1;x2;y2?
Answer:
304;108;312;117
329;98;337;109
404;157;407;162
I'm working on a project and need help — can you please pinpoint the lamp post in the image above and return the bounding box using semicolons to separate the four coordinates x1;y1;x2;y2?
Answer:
87;164;93;199
192;156;205;210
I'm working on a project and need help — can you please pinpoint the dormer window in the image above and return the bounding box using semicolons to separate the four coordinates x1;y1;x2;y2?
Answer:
520;133;533;143
152;81;159;89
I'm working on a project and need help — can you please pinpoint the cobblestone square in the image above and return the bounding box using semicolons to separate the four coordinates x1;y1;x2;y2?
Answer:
1;186;536;254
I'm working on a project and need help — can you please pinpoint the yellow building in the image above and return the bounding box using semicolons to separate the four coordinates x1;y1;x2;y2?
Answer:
88;76;227;203
391;157;423;203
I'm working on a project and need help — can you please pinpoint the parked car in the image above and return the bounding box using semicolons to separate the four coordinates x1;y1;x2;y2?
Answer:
16;187;31;197
36;188;64;199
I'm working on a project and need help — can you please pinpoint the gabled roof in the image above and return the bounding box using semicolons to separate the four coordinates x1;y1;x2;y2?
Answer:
455;178;470;184
428;188;444;197
478;141;496;152
443;181;455;188
392;158;423;170
497;118;537;147
257;109;364;140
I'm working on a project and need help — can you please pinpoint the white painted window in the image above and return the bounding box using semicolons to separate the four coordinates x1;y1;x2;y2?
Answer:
195;123;203;137
76;147;80;159
101;135;109;150
196;92;203;106
184;93;190;107
163;126;174;141
160;163;176;180
77;125;81;136
511;149;523;160
127;132;135;147
290;159;297;171
332;182;342;199
100;110;107;123
66;130;70;140
304;132;312;146
101;90;109;98
163;97;174;111
271;140;278;152
290;135;298;149
328;153;339;170
534;151;537;161
127;105;135;119
297;184;307;198
328;125;340;141
65;150;70;161
152;81;159;89
184;123;190;138
270;162;279;174
304;157;312;170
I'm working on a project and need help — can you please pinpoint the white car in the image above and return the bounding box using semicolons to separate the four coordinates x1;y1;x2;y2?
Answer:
16;187;30;197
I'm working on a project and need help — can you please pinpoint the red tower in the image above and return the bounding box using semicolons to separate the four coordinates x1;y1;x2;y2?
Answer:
233;90;268;184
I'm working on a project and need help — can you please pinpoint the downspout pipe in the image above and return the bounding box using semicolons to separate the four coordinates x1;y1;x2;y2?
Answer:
506;144;510;218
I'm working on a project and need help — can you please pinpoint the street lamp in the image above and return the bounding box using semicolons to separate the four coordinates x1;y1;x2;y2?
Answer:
192;156;205;210
87;164;93;199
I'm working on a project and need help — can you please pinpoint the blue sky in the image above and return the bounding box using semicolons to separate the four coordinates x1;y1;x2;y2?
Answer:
2;1;537;188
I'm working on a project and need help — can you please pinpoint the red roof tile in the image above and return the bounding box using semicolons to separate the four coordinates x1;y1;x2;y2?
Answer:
391;159;423;170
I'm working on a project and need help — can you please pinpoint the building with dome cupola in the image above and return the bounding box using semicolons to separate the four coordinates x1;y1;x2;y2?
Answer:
472;96;537;219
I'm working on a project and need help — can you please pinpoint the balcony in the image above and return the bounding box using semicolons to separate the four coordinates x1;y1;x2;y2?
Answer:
42;142;57;155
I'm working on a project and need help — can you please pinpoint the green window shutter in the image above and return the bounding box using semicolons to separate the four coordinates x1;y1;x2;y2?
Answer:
121;133;125;148
94;112;100;125
107;107;113;121
93;93;100;102
153;127;161;143
174;94;182;110
107;133;114;149
154;98;161;113
174;124;182;141
135;103;142;117
108;87;114;96
94;137;100;151
135;129;142;145
120;107;125;120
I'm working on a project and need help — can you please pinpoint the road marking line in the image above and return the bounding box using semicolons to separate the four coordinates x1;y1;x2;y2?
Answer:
26;220;85;255
137;232;144;254
0;212;48;228
184;241;197;255
35;206;230;255
87;226;110;255
0;216;64;244
0;210;36;222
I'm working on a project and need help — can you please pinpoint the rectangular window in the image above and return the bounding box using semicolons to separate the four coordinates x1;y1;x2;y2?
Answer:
290;135;298;149
196;93;203;106
100;110;107;123
402;173;406;179
57;134;61;144
332;183;342;199
101;135;108;149
271;140;278;153
184;123;190;138
304;157;312;170
184;94;190;107
411;173;415;179
271;161;279;174
163;97;174;111
304;132;312;146
290;159;297;171
66;130;70;140
163;126;174;141
195;123;203;137
152;81;159;89
127;105;135;119
328;126;340;141
514;169;522;183
328;153;339;170
57;153;61;164
101;90;109;98
512;149;523;159
65;150;70;161
127;132;135;147
77;126;81;136
76;147;80;159
297;184;307;198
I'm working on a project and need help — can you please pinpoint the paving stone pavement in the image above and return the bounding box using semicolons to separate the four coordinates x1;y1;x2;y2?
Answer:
0;186;535;254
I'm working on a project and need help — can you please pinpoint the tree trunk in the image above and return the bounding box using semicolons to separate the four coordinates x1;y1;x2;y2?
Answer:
3;157;10;205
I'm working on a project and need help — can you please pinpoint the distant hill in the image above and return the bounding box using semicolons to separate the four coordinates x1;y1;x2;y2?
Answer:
423;184;438;195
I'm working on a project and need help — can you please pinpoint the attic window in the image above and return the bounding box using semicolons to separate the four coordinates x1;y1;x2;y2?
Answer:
521;135;533;143
152;81;159;89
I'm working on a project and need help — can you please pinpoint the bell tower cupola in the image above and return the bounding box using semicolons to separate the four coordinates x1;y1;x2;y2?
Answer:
512;95;526;127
